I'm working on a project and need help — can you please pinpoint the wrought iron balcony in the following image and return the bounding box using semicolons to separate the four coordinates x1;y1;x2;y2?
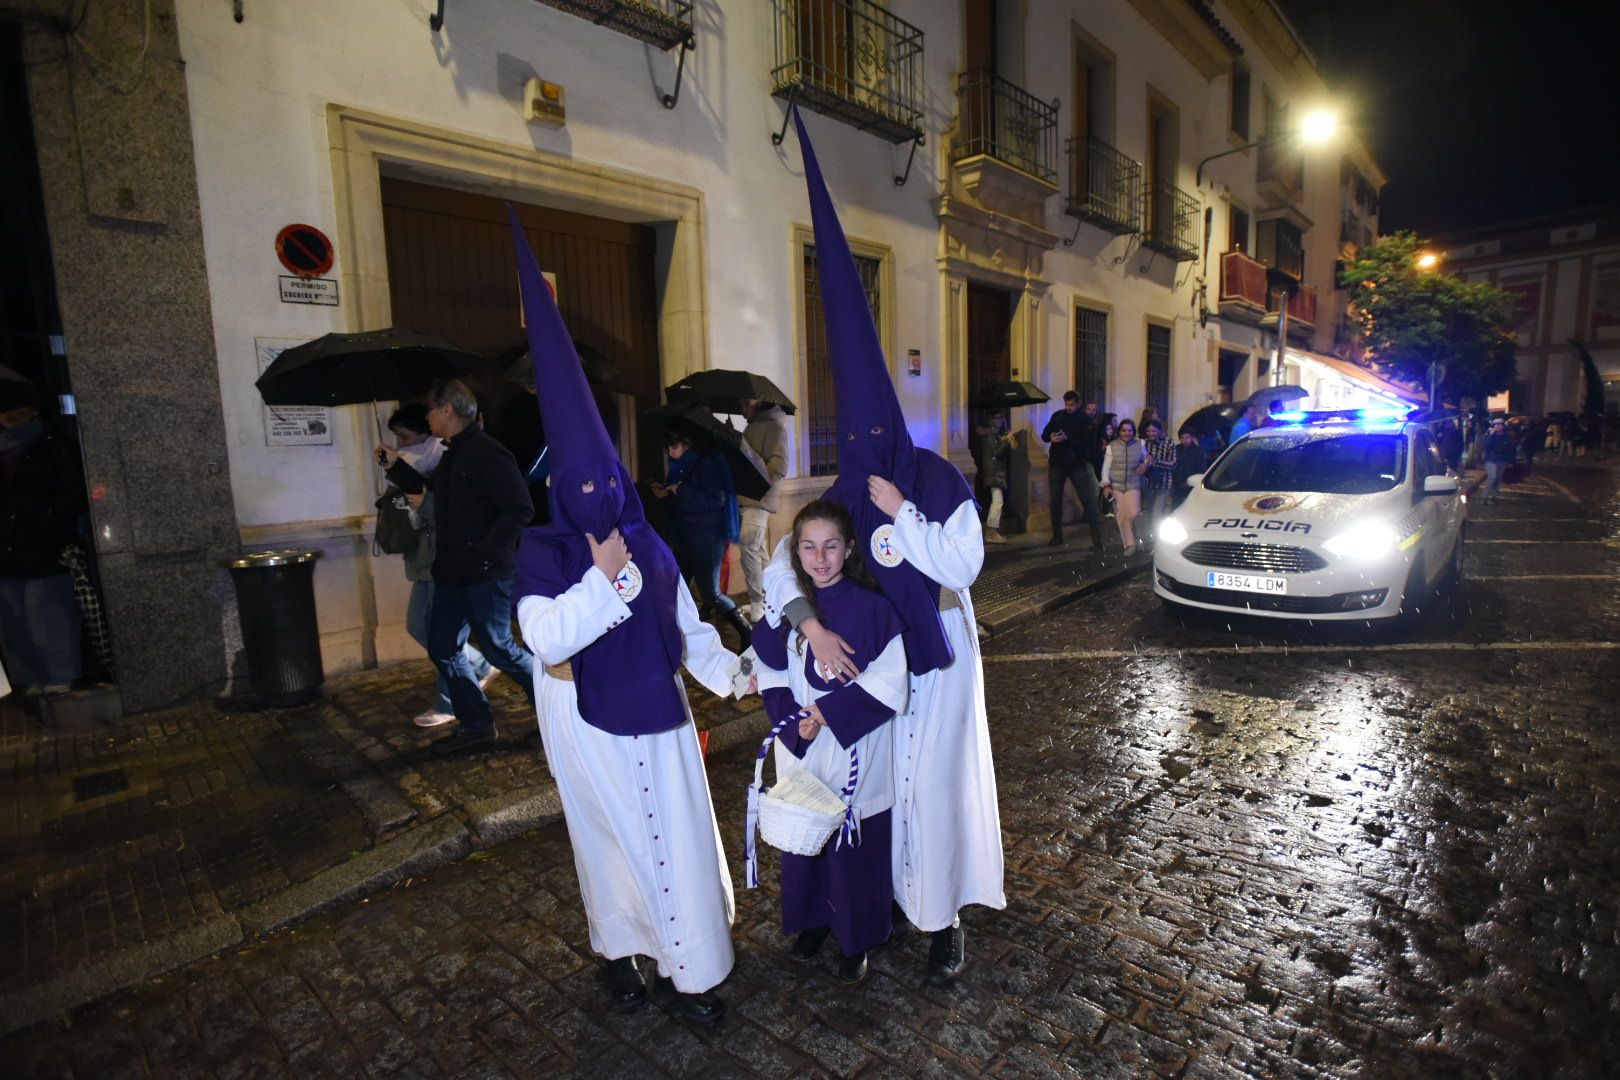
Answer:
771;0;925;145
1219;249;1267;323
952;68;1057;184
533;0;693;50
1142;180;1199;261
1065;135;1141;235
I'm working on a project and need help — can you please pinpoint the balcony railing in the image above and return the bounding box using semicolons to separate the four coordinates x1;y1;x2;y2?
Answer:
533;0;692;50
1065;135;1141;235
1276;282;1317;330
1142;180;1200;261
771;0;925;145
952;68;1058;184
1219;250;1268;322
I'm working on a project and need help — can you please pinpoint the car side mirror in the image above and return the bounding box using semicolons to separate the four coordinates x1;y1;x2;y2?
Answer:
1423;474;1459;495
1184;473;1205;488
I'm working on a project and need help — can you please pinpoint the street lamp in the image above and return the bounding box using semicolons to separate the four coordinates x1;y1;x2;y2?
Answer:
1195;107;1340;187
1416;252;1440;271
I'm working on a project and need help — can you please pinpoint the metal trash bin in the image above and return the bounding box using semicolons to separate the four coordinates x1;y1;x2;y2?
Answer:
225;549;324;707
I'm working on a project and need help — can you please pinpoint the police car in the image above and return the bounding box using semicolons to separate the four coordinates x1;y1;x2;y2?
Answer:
1153;408;1467;621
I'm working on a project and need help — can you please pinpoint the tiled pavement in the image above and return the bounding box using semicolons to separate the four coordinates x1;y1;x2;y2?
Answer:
0;529;1129;1032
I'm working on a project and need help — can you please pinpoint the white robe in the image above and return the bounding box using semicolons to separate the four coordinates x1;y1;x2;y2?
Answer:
516;567;737;993
756;631;909;820
763;500;1006;932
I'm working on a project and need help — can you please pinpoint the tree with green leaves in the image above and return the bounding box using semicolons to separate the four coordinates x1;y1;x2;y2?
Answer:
1339;232;1519;405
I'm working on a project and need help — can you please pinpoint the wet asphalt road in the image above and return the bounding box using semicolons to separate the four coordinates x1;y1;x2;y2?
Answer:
4;461;1617;1078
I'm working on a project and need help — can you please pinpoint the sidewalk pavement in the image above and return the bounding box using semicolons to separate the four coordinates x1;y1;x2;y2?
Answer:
0;526;1145;1035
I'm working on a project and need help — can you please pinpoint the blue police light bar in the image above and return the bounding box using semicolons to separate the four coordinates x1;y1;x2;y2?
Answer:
1274;407;1414;426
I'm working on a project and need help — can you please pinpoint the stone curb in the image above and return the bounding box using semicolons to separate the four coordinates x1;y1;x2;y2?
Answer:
975;554;1153;639
0;915;244;1037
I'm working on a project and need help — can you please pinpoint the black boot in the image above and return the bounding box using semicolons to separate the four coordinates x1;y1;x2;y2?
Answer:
657;977;724;1024
791;926;831;961
927;926;966;985
603;956;647;1012
839;950;869;984
722;607;752;650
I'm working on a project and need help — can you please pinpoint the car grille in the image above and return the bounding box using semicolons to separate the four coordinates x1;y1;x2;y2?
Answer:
1159;575;1386;614
1181;541;1328;574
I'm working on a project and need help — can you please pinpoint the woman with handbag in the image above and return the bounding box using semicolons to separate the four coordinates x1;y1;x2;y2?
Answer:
750;500;907;985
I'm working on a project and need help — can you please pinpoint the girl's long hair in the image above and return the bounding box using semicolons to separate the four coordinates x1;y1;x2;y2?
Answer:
790;499;877;630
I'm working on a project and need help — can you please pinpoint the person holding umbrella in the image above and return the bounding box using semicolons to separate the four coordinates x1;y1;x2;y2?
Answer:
651;429;751;650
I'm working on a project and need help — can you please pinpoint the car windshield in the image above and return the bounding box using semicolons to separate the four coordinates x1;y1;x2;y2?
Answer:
1203;431;1407;495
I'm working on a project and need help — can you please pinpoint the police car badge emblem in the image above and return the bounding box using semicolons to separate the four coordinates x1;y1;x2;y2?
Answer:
1243;494;1297;515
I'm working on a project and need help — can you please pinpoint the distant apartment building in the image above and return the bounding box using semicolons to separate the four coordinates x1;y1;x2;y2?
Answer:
1441;206;1620;415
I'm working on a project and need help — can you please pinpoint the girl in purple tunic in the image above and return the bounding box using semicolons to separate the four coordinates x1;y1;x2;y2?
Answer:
752;501;908;984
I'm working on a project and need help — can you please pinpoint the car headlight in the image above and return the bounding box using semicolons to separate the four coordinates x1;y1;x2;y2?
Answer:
1157;516;1188;546
1322;521;1399;560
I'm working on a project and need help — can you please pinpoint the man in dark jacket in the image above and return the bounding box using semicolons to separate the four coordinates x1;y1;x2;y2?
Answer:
1481;417;1517;503
1170;427;1209;509
380;380;535;755
0;387;87;697
1040;391;1103;548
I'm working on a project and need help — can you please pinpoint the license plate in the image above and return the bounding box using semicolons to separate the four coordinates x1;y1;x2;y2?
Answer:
1207;571;1287;594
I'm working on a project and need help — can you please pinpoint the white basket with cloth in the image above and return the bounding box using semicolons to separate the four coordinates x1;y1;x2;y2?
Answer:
744;711;861;888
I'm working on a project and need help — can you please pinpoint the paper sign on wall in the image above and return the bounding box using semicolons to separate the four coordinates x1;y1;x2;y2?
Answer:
256;336;333;447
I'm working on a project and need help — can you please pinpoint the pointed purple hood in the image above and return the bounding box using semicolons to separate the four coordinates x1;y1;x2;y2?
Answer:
791;109;976;676
508;205;690;736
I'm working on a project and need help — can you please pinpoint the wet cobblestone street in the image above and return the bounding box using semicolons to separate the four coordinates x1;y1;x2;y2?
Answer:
3;461;1617;1077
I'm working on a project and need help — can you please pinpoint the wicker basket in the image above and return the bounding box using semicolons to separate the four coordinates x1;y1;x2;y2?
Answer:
744;712;859;887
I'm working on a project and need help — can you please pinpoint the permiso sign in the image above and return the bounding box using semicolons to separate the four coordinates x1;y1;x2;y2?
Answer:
275;223;338;306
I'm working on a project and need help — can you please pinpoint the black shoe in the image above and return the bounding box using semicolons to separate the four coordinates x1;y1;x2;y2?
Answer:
722;607;753;651
927;926;965;984
430;727;498;757
603;957;647;1012
839;951;869;984
791;926;831;962
1047;536;1064;547
659;979;724;1024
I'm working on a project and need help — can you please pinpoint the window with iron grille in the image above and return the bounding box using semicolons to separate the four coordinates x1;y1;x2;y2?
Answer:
1074;305;1108;409
1146;323;1171;424
803;243;882;477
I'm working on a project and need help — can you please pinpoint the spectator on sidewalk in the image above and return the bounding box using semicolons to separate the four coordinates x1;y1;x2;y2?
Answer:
1140;419;1176;541
1040;391;1103;549
652;435;751;649
1171;427;1208;510
973;410;1012;544
1482;417;1516;502
379;379;535;756
385;404;497;729
1229;403;1261;444
0;384;86;700
739;398;789;621
1101;418;1149;555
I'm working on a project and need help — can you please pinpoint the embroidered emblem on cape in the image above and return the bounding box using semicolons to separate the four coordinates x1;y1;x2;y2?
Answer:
870;524;903;568
1243;494;1297;515
612;561;643;602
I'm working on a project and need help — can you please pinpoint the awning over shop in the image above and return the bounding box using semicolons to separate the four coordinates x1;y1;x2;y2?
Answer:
1283;347;1426;409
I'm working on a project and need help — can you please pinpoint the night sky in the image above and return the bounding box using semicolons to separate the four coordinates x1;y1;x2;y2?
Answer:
1274;0;1620;237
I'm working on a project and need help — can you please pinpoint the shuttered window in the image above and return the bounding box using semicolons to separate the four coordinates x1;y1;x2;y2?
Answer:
1074;305;1108;409
802;243;882;477
1146;323;1171;425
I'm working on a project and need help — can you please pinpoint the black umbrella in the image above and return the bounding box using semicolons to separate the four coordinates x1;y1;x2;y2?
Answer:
644;403;772;501
970;380;1051;409
255;328;478;407
665;370;797;416
497;339;619;388
1245;383;1309;411
1178;403;1245;439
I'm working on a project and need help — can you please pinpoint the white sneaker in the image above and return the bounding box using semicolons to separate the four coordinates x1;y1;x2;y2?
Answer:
413;710;456;728
477;668;501;692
